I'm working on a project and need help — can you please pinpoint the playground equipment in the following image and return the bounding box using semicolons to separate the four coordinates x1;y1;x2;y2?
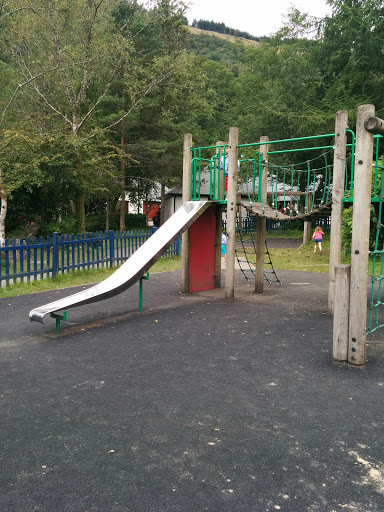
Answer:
29;104;384;368
29;200;211;325
236;230;281;286
186;105;384;367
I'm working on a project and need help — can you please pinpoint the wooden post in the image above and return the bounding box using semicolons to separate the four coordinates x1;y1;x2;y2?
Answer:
328;110;348;315
333;264;351;361
225;127;239;299
303;192;313;245
348;105;375;365
181;133;192;293
255;136;269;293
365;116;384;135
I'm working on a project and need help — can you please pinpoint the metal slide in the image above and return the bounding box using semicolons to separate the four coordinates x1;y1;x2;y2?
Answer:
29;201;211;324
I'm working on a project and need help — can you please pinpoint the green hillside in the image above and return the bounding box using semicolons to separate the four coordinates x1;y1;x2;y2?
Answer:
186;26;259;71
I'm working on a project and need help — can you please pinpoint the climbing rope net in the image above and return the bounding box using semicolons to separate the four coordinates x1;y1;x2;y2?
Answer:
367;136;384;335
235;219;281;285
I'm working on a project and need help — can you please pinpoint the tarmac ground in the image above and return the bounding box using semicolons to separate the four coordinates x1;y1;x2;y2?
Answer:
1;266;384;512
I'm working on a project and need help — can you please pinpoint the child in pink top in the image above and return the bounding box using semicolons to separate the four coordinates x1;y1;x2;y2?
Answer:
312;226;325;254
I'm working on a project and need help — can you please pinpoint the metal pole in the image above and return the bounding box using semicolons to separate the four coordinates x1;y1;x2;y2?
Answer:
139;272;149;312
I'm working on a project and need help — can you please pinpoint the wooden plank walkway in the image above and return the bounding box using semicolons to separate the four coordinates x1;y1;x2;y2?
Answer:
240;200;332;220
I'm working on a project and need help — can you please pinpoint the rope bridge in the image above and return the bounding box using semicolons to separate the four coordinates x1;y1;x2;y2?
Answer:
190;133;356;223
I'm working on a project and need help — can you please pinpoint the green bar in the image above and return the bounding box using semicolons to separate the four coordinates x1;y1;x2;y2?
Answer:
257;153;263;204
139;272;150;312
268;145;334;156
50;311;67;335
305;162;310;212
239;133;335;149
347;129;356;200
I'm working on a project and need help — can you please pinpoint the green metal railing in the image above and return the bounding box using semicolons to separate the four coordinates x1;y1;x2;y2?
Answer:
191;133;352;216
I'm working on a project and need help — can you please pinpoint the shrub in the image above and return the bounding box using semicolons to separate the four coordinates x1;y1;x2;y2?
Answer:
342;206;378;255
85;213;147;233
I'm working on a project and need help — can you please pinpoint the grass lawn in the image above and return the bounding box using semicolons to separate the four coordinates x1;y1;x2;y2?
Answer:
269;237;333;273
1;232;378;299
265;229;305;239
0;256;182;299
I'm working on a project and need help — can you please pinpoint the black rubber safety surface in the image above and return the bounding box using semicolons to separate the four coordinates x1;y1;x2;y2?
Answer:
1;269;384;512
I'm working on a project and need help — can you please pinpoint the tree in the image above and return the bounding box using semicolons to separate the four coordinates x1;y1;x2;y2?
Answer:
107;0;193;229
0;129;44;245
0;0;127;234
233;41;328;146
316;0;384;113
1;0;191;234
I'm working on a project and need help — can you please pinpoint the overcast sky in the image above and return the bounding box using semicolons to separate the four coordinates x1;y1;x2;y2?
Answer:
185;0;331;38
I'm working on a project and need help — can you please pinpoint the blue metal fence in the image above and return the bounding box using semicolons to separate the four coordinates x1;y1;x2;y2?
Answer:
0;229;181;287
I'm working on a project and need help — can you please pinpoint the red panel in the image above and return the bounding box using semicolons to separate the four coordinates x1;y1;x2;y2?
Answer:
189;206;217;292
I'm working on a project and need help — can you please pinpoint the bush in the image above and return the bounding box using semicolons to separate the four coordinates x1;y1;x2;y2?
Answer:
32;214;147;237
85;213;147;233
342;206;378;255
38;219;77;237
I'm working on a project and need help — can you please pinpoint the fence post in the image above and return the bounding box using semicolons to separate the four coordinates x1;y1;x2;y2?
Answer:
255;136;269;293
328;110;348;315
176;236;181;256
303;192;313;244
52;232;59;278
348;104;375;366
109;230;115;267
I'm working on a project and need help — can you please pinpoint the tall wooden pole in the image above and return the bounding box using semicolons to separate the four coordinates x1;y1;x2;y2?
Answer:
225;128;239;299
328;110;348;314
348;105;375;365
255;136;269;293
181;133;192;293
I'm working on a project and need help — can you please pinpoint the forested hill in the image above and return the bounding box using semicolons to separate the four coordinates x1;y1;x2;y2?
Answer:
186;26;260;68
186;26;261;48
189;19;261;42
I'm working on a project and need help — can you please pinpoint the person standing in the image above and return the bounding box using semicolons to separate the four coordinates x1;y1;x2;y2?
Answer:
221;228;227;261
219;145;240;191
312;226;325;254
